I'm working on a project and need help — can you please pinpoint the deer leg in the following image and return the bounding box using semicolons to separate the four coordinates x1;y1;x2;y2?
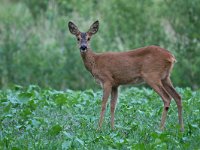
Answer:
110;86;118;130
98;82;112;130
145;79;172;130
162;77;184;131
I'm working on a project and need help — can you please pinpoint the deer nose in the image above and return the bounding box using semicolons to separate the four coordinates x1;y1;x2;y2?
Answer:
80;45;87;51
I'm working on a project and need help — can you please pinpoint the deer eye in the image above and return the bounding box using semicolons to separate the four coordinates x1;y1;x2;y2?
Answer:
87;37;90;41
77;38;80;41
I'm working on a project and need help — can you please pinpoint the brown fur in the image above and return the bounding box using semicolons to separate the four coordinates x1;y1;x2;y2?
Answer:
82;46;175;86
68;21;184;131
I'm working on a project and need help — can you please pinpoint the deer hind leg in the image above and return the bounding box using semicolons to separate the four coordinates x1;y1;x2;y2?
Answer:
98;82;112;130
162;77;184;131
145;78;172;130
110;86;118;130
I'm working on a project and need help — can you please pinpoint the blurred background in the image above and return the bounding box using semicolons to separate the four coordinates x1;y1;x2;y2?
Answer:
0;0;199;90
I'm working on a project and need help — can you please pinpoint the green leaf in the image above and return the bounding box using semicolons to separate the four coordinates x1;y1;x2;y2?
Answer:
54;94;67;106
13;85;23;91
49;124;63;136
155;138;162;144
20;108;32;118
62;141;72;149
63;131;73;139
31;119;41;128
17;92;33;104
11;147;20;150
75;138;84;146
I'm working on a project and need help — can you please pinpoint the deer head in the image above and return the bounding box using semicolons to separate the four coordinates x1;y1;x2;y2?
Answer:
68;20;99;53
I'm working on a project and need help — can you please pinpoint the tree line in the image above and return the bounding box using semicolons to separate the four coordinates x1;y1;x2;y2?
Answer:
0;0;199;90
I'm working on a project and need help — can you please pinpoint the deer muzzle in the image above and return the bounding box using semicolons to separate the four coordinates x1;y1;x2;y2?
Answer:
80;45;87;52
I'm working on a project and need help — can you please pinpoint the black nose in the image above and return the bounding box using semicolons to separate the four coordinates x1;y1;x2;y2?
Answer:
80;45;87;51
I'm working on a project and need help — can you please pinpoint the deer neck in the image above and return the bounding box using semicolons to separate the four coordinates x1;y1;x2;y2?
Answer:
81;48;96;73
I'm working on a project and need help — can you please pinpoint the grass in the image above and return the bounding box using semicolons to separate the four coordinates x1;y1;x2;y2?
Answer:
0;85;200;149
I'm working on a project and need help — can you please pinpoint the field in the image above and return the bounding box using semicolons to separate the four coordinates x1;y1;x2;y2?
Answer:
0;85;200;149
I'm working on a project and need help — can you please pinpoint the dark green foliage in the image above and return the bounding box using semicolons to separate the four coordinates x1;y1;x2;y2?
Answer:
160;0;200;89
1;86;200;149
0;0;199;90
23;0;49;19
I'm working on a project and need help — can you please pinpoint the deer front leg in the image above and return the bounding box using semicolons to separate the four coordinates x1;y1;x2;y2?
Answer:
98;82;112;130
110;86;118;130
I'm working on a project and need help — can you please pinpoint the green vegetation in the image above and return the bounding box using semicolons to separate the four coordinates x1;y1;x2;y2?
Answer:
0;86;200;149
0;0;199;90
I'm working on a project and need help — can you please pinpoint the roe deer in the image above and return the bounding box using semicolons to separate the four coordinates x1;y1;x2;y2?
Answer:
68;20;184;131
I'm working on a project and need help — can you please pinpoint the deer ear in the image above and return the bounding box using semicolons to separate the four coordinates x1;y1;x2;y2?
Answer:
88;20;99;35
68;21;80;35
